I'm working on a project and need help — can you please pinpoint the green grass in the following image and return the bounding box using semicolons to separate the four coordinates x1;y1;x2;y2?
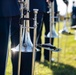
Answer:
6;21;76;75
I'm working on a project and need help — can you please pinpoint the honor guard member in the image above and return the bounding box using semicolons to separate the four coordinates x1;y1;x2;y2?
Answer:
43;0;58;61
71;1;76;26
29;0;50;61
0;0;20;75
35;0;58;61
11;0;50;75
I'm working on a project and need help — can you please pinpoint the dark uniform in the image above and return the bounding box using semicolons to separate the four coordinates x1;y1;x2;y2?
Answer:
30;0;47;61
11;0;48;75
35;0;58;61
71;2;76;26
44;0;58;61
0;0;20;75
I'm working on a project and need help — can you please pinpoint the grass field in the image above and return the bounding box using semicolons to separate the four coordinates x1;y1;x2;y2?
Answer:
6;21;76;75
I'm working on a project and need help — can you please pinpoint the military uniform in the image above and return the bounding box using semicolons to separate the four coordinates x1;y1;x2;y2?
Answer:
0;0;20;75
